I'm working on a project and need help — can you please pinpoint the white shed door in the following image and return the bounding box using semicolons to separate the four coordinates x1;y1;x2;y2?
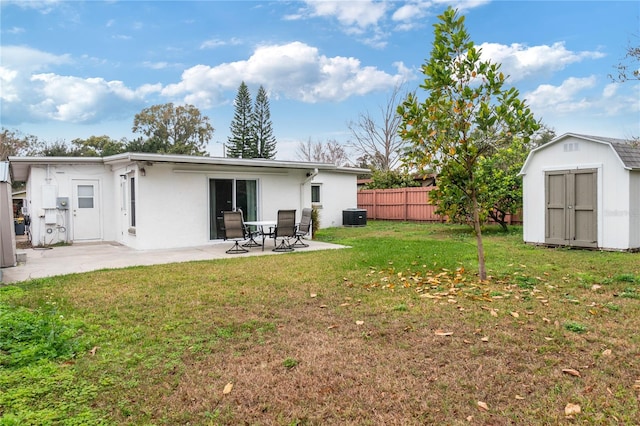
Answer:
72;180;102;241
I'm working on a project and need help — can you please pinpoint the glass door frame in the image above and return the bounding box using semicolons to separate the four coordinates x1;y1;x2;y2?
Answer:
209;178;258;240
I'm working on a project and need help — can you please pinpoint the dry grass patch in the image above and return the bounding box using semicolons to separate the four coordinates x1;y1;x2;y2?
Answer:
2;221;639;425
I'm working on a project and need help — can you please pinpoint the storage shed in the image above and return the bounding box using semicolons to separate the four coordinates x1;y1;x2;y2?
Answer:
0;162;17;268
520;133;640;251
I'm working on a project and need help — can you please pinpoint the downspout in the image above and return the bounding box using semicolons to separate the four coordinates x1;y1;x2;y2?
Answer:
300;168;319;214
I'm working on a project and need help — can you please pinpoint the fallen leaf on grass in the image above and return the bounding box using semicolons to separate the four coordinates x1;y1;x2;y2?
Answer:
562;368;581;377
602;349;612;356
319;305;328;308
564;402;581;416
591;284;602;291
223;383;233;394
310;293;317;298
515;395;525;400
435;330;453;336
477;401;489;411
327;325;338;330
490;310;498;317
89;346;99;356
481;336;489;342
355;320;364;325
510;311;520;318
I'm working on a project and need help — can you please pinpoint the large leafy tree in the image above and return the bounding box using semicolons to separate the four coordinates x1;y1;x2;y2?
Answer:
71;135;126;157
132;103;213;156
226;82;254;158
398;7;539;280
252;85;277;159
1;128;43;160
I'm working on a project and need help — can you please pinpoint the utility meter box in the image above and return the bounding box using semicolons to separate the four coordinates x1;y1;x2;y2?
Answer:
56;197;70;210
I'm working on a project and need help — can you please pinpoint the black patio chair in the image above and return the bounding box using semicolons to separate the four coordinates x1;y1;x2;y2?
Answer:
222;211;249;254
270;209;296;252
291;208;312;248
236;208;261;248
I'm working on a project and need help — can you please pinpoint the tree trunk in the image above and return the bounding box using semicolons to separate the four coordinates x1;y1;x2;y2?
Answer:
489;208;509;232
471;190;487;280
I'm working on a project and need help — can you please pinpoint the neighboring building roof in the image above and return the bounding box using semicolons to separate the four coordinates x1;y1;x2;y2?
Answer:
8;153;370;182
520;133;640;174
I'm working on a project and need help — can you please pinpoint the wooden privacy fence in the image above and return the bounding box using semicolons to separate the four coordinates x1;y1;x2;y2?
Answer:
357;187;522;224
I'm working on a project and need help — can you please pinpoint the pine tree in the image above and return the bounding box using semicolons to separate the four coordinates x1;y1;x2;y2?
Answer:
226;82;254;158
252;85;277;159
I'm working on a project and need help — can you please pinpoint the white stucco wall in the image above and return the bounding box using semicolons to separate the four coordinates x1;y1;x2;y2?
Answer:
116;163;322;250
312;171;359;228
521;136;632;250
24;163;116;247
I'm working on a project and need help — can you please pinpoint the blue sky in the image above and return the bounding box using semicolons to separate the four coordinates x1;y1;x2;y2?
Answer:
1;0;639;160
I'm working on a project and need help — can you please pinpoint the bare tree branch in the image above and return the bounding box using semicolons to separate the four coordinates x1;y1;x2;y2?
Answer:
295;138;350;166
347;83;409;171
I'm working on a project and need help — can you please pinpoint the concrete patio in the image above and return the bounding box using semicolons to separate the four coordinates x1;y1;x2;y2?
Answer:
0;238;346;284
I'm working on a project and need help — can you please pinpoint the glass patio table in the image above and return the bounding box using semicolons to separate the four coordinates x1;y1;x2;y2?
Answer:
244;220;277;250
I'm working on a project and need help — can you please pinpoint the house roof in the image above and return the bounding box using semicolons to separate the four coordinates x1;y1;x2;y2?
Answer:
8;153;370;182
520;133;640;175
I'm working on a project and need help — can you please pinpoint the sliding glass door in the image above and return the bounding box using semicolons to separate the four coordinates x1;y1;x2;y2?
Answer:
209;179;257;239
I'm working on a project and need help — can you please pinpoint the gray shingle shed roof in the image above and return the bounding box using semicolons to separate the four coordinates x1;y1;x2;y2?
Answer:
573;134;640;170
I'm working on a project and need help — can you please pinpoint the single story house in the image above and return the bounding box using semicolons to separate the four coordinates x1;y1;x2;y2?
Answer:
8;153;369;250
519;133;640;251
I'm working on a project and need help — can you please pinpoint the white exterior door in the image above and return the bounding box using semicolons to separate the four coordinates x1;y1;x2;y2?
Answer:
72;180;102;241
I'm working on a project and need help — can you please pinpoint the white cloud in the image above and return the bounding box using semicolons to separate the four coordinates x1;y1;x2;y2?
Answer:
602;83;618;99
200;37;242;49
478;41;606;81
142;61;170;70
4;0;61;14
391;1;489;31
392;3;422;22
0;45;72;72
303;0;387;31
524;77;640;136
525;76;597;112
161;41;412;106
27;73;160;123
0;67;20;102
5;26;25;34
525;76;640;121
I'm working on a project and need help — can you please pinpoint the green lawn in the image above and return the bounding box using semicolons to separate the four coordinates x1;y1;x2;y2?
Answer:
1;221;639;425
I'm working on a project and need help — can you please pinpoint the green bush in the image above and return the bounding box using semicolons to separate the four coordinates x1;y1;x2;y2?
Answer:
0;301;87;368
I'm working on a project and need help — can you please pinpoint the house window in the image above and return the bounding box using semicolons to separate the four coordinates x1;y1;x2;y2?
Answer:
130;177;136;228
120;178;127;212
311;184;321;204
77;185;94;208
